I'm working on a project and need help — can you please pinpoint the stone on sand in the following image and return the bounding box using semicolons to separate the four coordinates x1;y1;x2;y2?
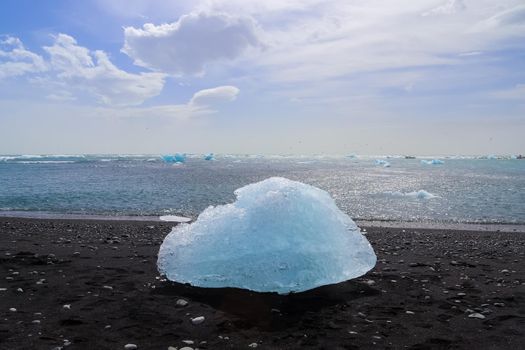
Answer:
191;316;205;325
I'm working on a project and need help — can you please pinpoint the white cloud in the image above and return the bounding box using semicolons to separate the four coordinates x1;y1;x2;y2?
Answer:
422;0;466;17
1;34;165;106
0;36;47;78
122;12;261;76
97;85;240;120
491;84;525;100
187;0;525;85
43;34;166;106
189;85;239;106
46;90;76;102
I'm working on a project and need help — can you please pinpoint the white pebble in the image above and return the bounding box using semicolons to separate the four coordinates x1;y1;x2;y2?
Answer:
248;343;258;348
9;308;16;312
124;344;138;350
468;313;486;319
176;299;188;307
63;304;71;310
190;316;205;325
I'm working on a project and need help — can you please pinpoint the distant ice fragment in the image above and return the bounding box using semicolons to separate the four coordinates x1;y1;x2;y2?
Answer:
385;190;439;199
159;215;192;223
157;177;376;294
421;159;444;165
204;153;215;161
375;159;390;167
162;153;186;163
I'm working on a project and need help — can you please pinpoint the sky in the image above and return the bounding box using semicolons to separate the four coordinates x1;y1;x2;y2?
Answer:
0;0;524;155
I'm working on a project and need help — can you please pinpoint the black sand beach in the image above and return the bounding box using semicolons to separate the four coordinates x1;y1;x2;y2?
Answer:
0;217;524;349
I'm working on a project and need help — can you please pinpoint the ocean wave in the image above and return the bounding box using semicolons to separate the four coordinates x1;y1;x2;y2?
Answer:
384;190;439;199
0;154;87;162
16;161;78;164
0;154;167;163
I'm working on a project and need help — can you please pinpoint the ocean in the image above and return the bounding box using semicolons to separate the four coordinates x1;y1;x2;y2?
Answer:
0;154;524;224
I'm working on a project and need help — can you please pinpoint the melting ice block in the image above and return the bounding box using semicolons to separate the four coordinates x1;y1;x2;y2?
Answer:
157;177;376;294
204;153;215;161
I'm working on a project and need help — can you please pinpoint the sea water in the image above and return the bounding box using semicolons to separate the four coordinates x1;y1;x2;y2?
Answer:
0;154;524;224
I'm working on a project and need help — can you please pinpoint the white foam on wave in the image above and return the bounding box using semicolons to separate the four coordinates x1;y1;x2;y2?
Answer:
384;190;439;199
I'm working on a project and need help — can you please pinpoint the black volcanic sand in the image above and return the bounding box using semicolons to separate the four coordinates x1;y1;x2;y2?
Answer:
0;218;524;350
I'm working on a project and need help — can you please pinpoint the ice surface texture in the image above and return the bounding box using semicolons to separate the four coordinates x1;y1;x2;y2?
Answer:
157;177;376;294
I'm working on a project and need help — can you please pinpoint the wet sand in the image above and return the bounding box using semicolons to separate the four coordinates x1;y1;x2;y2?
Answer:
0;217;524;349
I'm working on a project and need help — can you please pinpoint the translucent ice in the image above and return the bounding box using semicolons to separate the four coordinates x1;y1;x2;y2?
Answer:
157;177;376;294
421;159;444;165
162;153;186;163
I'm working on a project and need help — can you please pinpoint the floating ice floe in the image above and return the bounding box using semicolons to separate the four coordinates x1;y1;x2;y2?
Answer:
375;159;390;167
157;177;376;294
162;153;186;163
204;153;215;161
421;159;444;165
384;190;439;199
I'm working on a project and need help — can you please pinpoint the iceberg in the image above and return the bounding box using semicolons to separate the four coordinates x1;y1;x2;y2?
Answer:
375;159;390;167
204;153;215;161
162;153;186;163
157;177;376;294
421;159;444;165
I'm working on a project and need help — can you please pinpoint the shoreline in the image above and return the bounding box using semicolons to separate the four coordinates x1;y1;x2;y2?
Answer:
0;217;524;349
1;210;524;233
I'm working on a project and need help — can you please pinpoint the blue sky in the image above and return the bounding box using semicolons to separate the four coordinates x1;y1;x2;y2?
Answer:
1;0;524;155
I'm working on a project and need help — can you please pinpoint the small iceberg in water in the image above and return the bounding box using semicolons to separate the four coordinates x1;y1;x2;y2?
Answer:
375;159;391;167
203;153;215;161
384;190;439;199
157;177;376;294
162;153;187;164
421;159;444;165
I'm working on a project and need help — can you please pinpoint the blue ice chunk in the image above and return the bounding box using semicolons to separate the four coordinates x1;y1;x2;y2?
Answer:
204;153;215;161
157;177;377;294
421;159;444;165
162;153;186;163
